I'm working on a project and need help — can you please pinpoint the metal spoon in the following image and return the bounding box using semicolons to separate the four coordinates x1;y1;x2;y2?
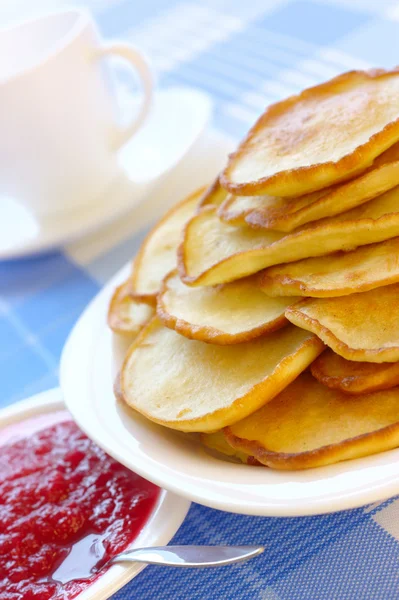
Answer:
108;545;264;569
52;545;264;583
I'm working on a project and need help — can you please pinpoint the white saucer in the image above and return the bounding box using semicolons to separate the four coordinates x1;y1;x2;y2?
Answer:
0;389;190;600
0;86;211;260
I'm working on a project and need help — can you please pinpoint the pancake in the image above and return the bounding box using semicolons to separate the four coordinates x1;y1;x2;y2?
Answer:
311;350;399;395
107;280;154;336
219;143;399;232
131;187;204;304
157;270;299;344
179;187;399;286
119;319;324;432
221;68;399;197
197;177;228;209
258;237;399;298
286;283;399;362
200;431;251;463
225;372;399;469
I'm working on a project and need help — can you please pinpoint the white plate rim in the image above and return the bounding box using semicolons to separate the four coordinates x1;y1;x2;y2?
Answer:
0;388;191;600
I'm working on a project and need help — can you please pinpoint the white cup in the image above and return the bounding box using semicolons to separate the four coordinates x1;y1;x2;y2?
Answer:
0;9;153;217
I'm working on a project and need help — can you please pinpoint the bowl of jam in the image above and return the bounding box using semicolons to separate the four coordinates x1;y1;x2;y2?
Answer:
0;389;190;600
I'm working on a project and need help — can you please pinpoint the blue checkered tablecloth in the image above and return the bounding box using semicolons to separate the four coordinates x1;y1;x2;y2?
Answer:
3;1;399;598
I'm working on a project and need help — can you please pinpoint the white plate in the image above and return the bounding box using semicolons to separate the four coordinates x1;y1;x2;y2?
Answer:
0;389;190;600
60;129;399;517
60;261;399;517
0;86;211;260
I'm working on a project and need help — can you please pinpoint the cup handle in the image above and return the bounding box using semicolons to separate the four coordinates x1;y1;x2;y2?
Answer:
97;43;153;150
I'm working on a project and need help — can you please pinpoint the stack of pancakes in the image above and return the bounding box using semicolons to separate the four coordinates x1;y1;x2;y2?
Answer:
109;68;399;470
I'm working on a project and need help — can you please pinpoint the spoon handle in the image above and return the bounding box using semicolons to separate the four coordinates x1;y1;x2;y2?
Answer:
108;545;264;568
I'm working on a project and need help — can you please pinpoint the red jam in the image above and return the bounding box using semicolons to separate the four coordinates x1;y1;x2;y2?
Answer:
0;416;160;600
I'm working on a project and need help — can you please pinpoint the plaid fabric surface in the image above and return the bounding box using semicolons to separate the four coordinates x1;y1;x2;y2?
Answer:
2;1;399;598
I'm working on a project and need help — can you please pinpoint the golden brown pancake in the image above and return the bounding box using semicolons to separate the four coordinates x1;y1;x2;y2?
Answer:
131;187;204;304
311;350;399;395
107;280;154;336
286;283;399;362
200;431;251;463
222;69;399;197
225;372;399;469
219;143;399;232
119;318;324;432
197;177;228;209
179;187;399;286
157;270;299;344
258;237;399;298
